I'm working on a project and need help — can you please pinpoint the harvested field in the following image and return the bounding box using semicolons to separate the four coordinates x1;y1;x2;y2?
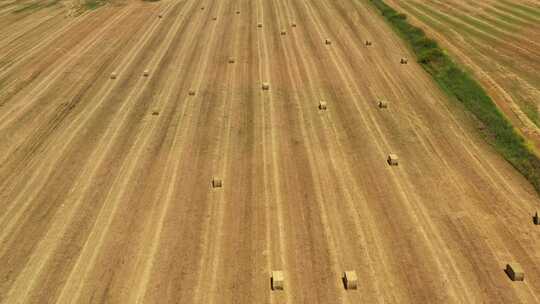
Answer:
0;0;539;303
385;0;540;148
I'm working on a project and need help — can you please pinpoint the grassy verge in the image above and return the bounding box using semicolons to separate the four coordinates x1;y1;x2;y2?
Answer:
367;0;540;194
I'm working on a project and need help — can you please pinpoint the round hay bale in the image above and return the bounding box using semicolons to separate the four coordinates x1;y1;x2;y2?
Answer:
143;70;150;77
257;23;263;28
400;58;408;64
228;57;235;64
110;72;117;79
325;39;332;45
189;90;196;96
262;82;270;90
281;31;287;35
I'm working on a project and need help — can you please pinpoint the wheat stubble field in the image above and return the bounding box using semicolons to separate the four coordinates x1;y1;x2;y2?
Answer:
385;0;540;148
0;0;539;303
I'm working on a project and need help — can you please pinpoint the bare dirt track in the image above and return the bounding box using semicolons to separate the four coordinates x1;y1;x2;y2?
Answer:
1;0;540;303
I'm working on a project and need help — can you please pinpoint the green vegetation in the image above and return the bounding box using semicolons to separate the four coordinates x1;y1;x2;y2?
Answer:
523;103;540;127
367;0;540;194
84;0;106;10
394;1;540;126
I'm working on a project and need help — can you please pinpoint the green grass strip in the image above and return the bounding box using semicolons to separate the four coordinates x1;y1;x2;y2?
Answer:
367;0;540;194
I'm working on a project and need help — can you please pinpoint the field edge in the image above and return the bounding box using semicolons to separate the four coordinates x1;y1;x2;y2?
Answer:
364;0;540;196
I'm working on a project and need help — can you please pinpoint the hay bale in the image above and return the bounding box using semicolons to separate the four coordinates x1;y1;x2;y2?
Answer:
401;58;408;64
378;99;388;109
110;72;117;79
212;17;217;20
325;39;332;45
365;40;372;46
257;23;263;28
271;271;284;290
343;271;358;290
291;23;297;27
143;70;150;77
152;111;159;116
534;212;540;225
201;6;204;10
281;30;287;35
505;263;524;281
387;154;399;166
228;57;235;64
319;101;327;110
189;90;196;96
212;178;222;188
262;82;270;90
236;11;240;14
158;14;163;18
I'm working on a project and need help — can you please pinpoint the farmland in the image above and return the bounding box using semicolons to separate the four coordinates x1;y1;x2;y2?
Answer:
385;0;540;148
0;0;539;303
